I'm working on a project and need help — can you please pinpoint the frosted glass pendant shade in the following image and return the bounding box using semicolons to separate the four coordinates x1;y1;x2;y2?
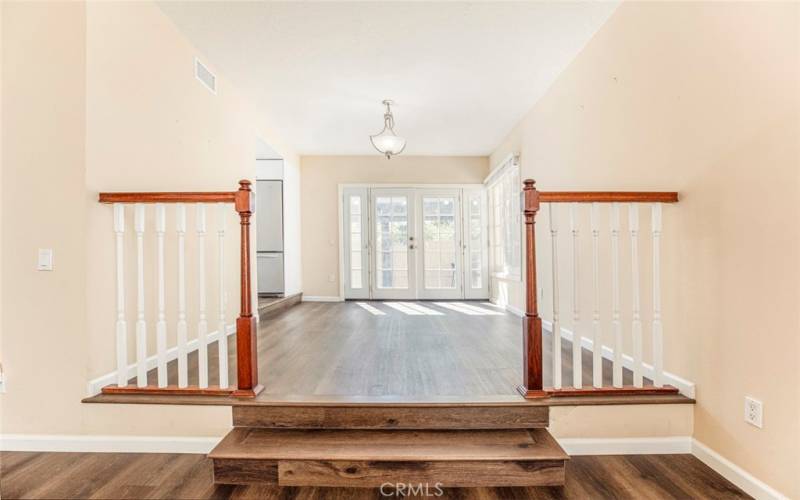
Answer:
370;132;406;158
369;100;407;159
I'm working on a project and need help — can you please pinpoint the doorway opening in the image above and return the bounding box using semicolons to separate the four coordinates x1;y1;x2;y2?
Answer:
341;185;489;300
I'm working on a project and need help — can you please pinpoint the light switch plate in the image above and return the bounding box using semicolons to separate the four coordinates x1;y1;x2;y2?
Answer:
37;248;53;271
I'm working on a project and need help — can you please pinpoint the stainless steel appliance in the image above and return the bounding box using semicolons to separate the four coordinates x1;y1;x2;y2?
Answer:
256;179;284;296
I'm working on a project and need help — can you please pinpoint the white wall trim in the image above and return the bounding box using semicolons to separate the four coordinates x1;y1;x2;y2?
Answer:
542;320;696;398
488;299;695;397
484;152;519;185
0;434;221;454
692;439;789;500
302;295;345;302
506;303;525;317
86;324;236;397
559;436;787;499
557;436;691;455
337;184;346;300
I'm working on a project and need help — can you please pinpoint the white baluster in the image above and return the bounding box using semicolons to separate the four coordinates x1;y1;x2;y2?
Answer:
549;204;561;389
176;204;188;388
590;203;602;388
134;204;147;387
113;204;128;388
197;203;209;389
155;204;167;388
630;204;643;387
570;203;581;388
217;203;229;389
651;203;664;387
611;203;623;388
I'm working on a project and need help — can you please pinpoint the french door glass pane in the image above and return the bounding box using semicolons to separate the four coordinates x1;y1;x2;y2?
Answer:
422;196;457;290
468;193;483;289
376;196;409;289
348;196;363;289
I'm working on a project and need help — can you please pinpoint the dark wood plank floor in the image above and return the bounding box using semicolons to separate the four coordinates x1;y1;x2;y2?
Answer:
0;451;750;499
134;301;655;399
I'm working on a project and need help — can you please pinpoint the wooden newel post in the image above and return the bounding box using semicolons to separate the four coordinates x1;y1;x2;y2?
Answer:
518;179;546;398
233;180;263;397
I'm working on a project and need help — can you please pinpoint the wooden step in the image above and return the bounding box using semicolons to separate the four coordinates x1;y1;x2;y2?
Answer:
232;402;549;430
210;427;568;487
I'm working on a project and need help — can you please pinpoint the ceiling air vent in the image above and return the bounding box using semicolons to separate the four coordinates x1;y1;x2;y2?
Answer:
194;58;216;94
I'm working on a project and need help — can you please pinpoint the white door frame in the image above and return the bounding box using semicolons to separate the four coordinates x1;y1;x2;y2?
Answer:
338;183;487;301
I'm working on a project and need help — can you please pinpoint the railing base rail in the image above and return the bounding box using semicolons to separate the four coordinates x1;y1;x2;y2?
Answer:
101;385;236;396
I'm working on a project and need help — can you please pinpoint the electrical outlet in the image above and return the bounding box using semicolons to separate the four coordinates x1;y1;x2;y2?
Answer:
328;274;336;283
744;396;763;428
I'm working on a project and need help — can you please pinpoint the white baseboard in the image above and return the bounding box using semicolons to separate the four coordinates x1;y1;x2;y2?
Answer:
0;434;221;454
302;295;344;302
557;436;691;455
86;324;236;397
541;319;696;398
488;298;524;317
692;439;789;500
505;304;525;317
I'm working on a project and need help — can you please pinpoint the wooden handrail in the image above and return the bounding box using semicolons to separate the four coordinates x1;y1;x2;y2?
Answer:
539;192;678;203
98;180;262;399
98;192;237;204
518;180;680;399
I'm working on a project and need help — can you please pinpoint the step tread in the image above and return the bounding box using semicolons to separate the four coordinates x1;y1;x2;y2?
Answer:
209;428;568;462
232;403;548;429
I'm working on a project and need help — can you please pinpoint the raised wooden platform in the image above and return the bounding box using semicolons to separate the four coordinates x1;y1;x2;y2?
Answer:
84;391;694;407
258;293;302;319
231;401;549;429
210;427;568;487
210;401;566;487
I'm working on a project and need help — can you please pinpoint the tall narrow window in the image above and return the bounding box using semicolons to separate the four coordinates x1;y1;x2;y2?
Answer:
349;195;363;289
343;187;369;299
487;157;521;279
467;193;483;289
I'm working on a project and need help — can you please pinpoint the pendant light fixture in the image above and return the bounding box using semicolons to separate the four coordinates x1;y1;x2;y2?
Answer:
369;100;406;159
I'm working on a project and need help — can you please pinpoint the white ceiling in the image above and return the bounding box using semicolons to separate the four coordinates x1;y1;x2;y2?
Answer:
158;2;619;156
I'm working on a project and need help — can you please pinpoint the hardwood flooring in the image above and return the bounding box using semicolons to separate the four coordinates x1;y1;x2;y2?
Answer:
0;451;750;499
132;301;656;399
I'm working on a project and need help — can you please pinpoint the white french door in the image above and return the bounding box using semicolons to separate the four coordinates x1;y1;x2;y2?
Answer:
342;186;488;300
417;191;462;299
371;189;416;300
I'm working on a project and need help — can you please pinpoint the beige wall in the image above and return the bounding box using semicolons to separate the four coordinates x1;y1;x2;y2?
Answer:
300;155;489;297
2;0;90;435
85;1;258;381
1;1;295;438
490;2;799;496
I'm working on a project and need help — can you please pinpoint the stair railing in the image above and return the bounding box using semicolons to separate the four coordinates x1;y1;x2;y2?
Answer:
518;179;680;398
98;180;262;398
